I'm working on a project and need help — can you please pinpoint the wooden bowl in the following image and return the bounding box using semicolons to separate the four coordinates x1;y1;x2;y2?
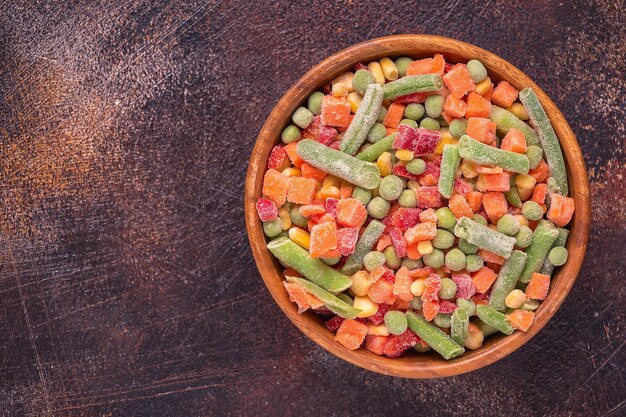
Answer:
244;35;591;378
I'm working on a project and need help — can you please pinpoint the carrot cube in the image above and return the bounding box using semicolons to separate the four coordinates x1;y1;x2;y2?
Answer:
309;221;338;258
449;194;474;219
335;319;368;350
441;111;456;125
404;222;437;244
386;127;398;136
472;267;498;293
483;172;511;192
283;141;304;167
368;279;395;304
393;267;414;302
443;94;467;118
442;64;475;99
466;117;497;146
283;281;324;312
299;204;326;217
475;165;503;175
419;208;438;223
507;310;535;332
481;82;494;101
478;249;506;265
491;81;519;108
365;335;389;355
376;233;392;251
336;198;368;228
383;102;406;128
406;53;446;76
465;91;491;118
262;169;290;206
321;95;351;128
531;183;548;204
466;191;484;212
526;273;550;300
482;191;508;223
547;193;575;227
406;243;421;260
500;128;527;153
529;159;550;183
301;162;328;182
287;176;318;205
422;299;440;322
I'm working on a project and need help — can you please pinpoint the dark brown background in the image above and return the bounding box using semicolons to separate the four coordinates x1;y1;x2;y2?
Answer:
0;1;624;416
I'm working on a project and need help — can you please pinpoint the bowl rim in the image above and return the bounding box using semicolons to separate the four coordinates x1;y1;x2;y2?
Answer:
244;34;591;378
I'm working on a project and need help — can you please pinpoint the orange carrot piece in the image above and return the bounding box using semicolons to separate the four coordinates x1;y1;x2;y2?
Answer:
419;208;438;223
482;191;508;223
393;267;414;301
299;204;326;217
483;172;511;192
335;319;368;350
287;176;318;205
449;194;474;219
529;159;550;183
526;273;550;300
442;64;475;99
547;193;575;227
404;222;437;244
466;117;497;146
383;102;406;128
500;128;527;154
466;191;484;212
283;141;304;168
491;81;519;108
478;249;506;265
465;91;491;118
368;279;395;304
336;198;368;228
507;310;535;332
443;94;467;118
406;53;446;76
531;183;548;204
406;243;421;260
262;169;290;206
301;163;328;182
472;267;498;293
309;221;338;258
376;234;392;251
321;95;351;128
365;335;389;355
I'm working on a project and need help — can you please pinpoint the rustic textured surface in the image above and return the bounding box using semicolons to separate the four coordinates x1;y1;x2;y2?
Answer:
0;1;624;416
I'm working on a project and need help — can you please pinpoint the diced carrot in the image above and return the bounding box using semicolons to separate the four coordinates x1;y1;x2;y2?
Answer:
507;310;535;332
262;169;290;205
419;208;438;223
393;267;414;301
340;183;354;199
441;111;456;125
368;279;395;304
529;159;550;183
336;198;368;228
482;191;508;223
472;267;498;293
299;204;326;217
335;319;368;350
283;268;302;278
466;117;497;146
376;234;392;251
466;191;484;212
391;298;411;311
407;267;435;278
300;163;328;182
475;165;503;174
365;335;389;355
404;222;437;244
309;221;338;258
500;128;527;154
531;183;548;204
547;193;575;227
526;272;550;300
370;265;389;283
471;295;489;306
406;242;421;260
283;142;304;168
465;91;491;118
449;194;474;219
383;102;406;128
321;95;351;128
483;172;511;192
283;281;324;312
478;249;506;265
406;53;446;76
287;176;318;205
442;64;475;99
386;127;398;136
491;81;519;108
422;299;440;322
443;94;467;118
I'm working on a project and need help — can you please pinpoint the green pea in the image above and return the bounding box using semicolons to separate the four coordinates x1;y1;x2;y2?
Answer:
520;299;540;311
458;238;478;255
473;213;488;226
398;189;417;208
432;229;455;249
515;225;534;248
281;124;301;144
526;146;544;169
322;256;341;266
292;106;313;129
425;94;445;118
522;200;544;221
419;117;440;130
404;103;425;120
394;56;413;77
384;311;408;335
308;91;324;115
423;248;444;268
352;186;372;206
445;248;466;271
337;293;353;305
379;175;405;201
401;258;424;270
439;277;457;300
367;196;391;219
377;106;387;123
289;205;308;227
497;214;521;236
263;218;283;237
433;313;452;328
363;251;386;271
449;118;467;138
406;158;426;175
352;69;375;95
384;246;401;269
270;230;289;240
465;254;484;272
436;207;457;230
466;59;488;83
548;246;568;266
456;298;476;316
399;119;418;128
367;122;387;143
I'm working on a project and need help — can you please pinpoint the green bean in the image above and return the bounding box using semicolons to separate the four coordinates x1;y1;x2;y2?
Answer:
451;308;470;346
519;220;559;284
285;276;361;319
474;318;499;336
505;187;522;208
340;84;384;155
476;305;514;335
355;133;396;162
406;311;465;360
341;220;385;275
382;74;443;100
454;216;517;258
458;135;530;174
489;250;528;311
526;145;543;169
490;105;540;146
437;144;461;199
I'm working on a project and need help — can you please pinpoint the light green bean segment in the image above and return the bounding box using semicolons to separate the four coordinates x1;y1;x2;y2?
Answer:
490;105;540;146
267;237;352;293
438;144;461;199
454;217;517;258
458;135;530;174
355;133;396;162
285;276;361;319
489;250;528;311
341;220;385;275
382;74;443;100
340;84;384;155
451;308;469;346
476;305;514;335
474;319;499;337
519;220;559;284
540;228;570;276
406;311;465;360
519;88;568;195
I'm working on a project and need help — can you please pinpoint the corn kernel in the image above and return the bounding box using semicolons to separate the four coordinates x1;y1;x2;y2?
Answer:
515;174;537;190
379;57;399;81
518;187;533;201
460;159;478;179
319;185;340;200
331;71;354;97
368;324;390;336
407;179;421;194
417;240;433;256
435;134;458;155
505;289;527;309
435;267;450;277
368;61;385;85
323;175;342;188
353;295;378;318
351;270;373;296
475;77;492;96
347;91;363;113
410;278;426;296
395;149;414;161
278;208;292;230
464;323;484;350
507;102;529;120
377;152;393;177
282;167;301;177
515;214;528;227
288;227;310;250
476;174;487;192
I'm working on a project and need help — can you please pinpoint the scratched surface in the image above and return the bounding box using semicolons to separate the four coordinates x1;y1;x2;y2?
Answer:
0;1;624;416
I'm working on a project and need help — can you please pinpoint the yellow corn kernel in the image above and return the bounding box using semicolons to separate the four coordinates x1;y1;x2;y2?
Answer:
460;159;478;179
278;208;292;230
354;295;378;318
331;71;354;97
518;187;533;201
379;57;399;81
288;227;310;250
417;240;433;256
505;289;527;309
476;174;487;192
515;214;528;227
377;152;393;177
435;134;458;155
475;77;492;96
351;270;373;296
347;91;363;113
323;175;342;188
318;185;341;200
368;61;385;85
507;102;529;120
368;324;390;336
410;278;426;297
515;174;537;191
435;267;450;278
395;149;414;161
282;167;301;177
464;323;484;350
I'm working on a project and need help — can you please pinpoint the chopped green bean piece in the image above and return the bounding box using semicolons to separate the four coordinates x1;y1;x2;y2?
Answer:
489;250;528;311
340;84;384;155
286;277;361;319
476;305;514;335
406;312;465;360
